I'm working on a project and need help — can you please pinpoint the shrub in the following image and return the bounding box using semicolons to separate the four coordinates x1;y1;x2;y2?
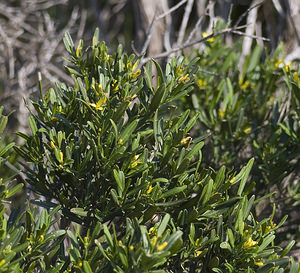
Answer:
6;29;299;272
183;29;300;242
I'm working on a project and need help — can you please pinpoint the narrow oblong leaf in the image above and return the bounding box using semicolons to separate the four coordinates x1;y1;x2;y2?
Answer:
6;183;24;198
161;185;187;199
157;214;170;237
70;207;88;217
237;158;254;196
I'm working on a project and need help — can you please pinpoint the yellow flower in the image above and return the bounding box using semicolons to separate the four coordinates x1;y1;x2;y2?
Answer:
244;127;251;134
39;235;44;243
151;236;157;246
76;44;82;57
180;136;191;145
254;259;263;266
147;185;153;194
243;237;258;248
179;73;190;83
202;32;214;42
59;151;64;163
275;59;283;68
77;261;83;267
50;141;56;148
0;259;5;267
195;250;202;256
294;72;299;83
218;108;225;119
243;229;249;237
197;78;207;87
241;81;250;90
265;225;271;233
284;62;291;72
88;95;107;111
156;241;168;251
195;238;200;247
132;69;141;78
131;155;142;168
129;245;134;251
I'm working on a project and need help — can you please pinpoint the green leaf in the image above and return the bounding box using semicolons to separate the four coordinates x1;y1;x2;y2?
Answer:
258;234;275;252
0;142;15;157
29;116;38;135
0;115;8;135
113;169;125;194
148;83;167;113
237;158;254;196
83;261;93;273
280;240;295;258
152;59;165;86
6;183;23;198
157;214;170;237
119;119;138;143
70;207;88;217
103;225;114;248
161;185;187;199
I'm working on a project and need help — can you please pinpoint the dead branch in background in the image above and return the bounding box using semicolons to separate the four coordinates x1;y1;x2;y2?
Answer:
138;0;269;67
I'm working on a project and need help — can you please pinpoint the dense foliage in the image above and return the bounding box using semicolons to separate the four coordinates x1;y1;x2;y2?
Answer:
0;28;299;272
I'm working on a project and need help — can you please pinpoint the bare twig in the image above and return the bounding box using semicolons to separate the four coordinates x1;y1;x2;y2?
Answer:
140;0;187;54
232;30;270;41
177;0;194;46
186;16;203;44
140;24;259;65
234;1;264;28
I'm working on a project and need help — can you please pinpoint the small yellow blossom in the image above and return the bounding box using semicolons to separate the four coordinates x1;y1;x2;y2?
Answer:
244;127;251;134
294;72;299;83
148;227;156;235
0;259;5;267
275;59;283;68
27;245;32;253
59;151;64;163
77;261;83;267
229;176;235;183
131;154;142;168
254;259;263;266
243;229;249;238
197;78;207;87
118;139;124;145
50;141;56;148
243;237;258;248
265;225;272;233
284;62;291;72
147;185;153;194
151;236;157;246
218;108;225;119
39;235;44;243
180;136;191;145
156;241;168;251
241;81;250;90
129;245;134;251
58;106;62;112
176;65;184;76
88;95;107;111
202;32;215;42
132;69;141;78
195;250;203;256
195;238;200;247
76;45;82;57
179;73;190;83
